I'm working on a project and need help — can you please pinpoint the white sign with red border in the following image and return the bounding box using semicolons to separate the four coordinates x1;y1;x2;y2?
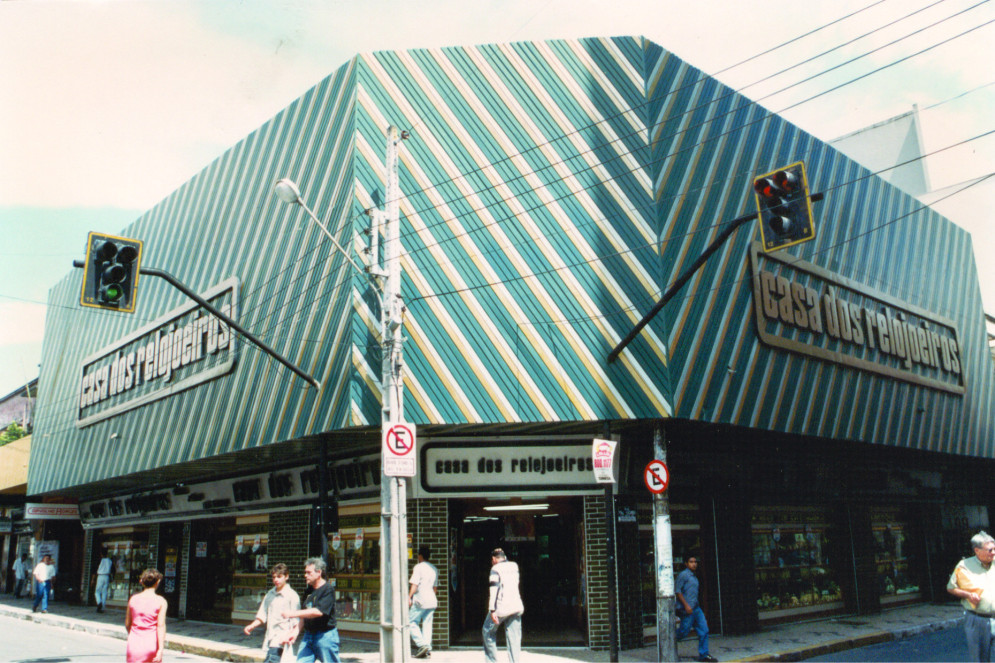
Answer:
25;503;80;520
644;460;670;494
383;421;416;477
592;438;617;483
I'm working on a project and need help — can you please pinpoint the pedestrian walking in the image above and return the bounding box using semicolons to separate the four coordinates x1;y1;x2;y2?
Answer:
244;563;300;663
125;568;168;663
94;552;113;613
408;546;439;659
948;530;995;662
483;548;524;663
282;557;339;663
675;557;717;662
12;553;28;598
32;554;54;613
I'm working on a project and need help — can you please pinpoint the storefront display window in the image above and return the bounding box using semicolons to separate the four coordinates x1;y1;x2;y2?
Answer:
232;515;269;621
101;527;149;608
752;506;843;620
871;508;920;605
329;502;380;633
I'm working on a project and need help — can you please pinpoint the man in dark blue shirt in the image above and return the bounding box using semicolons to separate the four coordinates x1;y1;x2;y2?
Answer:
676;557;717;662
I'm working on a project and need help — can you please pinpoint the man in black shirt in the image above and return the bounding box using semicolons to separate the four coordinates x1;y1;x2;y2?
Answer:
283;557;339;662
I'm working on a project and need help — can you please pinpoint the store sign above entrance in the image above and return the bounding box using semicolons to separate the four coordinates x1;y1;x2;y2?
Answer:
76;277;239;427
749;243;964;395
25;502;80;520
417;440;601;497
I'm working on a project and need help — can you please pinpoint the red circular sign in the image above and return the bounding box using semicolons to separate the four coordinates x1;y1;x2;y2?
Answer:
385;424;415;456
644;460;670;494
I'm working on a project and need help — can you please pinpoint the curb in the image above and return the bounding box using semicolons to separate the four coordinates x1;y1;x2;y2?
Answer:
737;616;963;662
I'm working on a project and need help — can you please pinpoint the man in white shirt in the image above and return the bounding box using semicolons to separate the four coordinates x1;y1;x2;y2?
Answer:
12;553;28;598
94;553;113;613
483;548;524;663
32;555;54;613
408;546;439;659
244;562;301;663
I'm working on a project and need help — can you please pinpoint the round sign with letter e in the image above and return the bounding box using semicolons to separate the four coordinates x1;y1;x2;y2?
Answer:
383;422;417;477
644;460;670;494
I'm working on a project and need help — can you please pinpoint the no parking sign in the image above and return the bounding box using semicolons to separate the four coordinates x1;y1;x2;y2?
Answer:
383;422;416;477
644;460;669;494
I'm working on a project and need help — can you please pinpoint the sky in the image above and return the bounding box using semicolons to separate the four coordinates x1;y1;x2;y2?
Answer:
1;0;994;398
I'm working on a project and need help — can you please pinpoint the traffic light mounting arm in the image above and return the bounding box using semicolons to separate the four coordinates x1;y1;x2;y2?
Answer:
73;261;321;390
606;192;823;364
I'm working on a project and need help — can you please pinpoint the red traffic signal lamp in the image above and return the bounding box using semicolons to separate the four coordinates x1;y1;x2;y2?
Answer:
753;162;815;252
80;232;143;313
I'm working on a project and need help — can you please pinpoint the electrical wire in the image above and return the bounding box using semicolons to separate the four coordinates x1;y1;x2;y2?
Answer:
381;0;982;236
392;1;992;261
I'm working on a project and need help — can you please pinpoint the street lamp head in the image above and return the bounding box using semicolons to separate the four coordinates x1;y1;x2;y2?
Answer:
274;178;302;205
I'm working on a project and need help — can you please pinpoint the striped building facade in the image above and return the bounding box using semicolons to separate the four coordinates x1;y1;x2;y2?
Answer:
27;36;995;647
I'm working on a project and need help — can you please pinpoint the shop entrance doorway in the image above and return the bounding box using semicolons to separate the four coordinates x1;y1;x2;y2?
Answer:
449;498;586;646
186;518;235;623
158;523;184;618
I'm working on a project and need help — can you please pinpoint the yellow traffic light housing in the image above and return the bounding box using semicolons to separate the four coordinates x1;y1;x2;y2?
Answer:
754;161;816;253
80;231;143;313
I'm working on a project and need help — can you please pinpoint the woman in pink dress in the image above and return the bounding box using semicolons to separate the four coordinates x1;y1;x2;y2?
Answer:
125;568;168;662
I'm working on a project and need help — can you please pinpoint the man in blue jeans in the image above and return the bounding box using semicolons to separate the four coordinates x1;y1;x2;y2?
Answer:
283;557;339;662
483;548;524;663
676;557;718;662
32;555;54;613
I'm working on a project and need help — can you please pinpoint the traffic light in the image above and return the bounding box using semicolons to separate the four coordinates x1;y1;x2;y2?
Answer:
753;161;815;252
80;232;143;313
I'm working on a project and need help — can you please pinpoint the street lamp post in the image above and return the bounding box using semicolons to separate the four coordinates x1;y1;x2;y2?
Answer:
275;124;409;663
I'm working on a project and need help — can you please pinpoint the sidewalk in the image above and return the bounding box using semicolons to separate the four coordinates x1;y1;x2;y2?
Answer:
0;593;964;662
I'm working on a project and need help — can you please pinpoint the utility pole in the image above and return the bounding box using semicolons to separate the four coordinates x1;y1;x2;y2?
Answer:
379;125;410;663
654;426;677;662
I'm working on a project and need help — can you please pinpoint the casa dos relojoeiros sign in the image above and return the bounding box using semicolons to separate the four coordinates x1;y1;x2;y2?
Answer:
76;277;239;427
418;440;600;497
749;243;964;395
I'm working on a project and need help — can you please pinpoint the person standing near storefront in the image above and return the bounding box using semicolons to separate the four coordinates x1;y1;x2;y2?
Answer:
483;548;524;663
675;557;717;663
244;563;301;663
947;531;995;662
32;554;53;613
12;553;28;598
408;546;439;659
282;557;339;663
94;552;113;613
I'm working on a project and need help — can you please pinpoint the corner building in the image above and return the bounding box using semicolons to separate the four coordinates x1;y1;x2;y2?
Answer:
30;36;995;648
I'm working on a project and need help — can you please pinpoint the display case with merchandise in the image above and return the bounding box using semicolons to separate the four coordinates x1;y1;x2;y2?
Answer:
752;507;843;620
329;503;381;634
872;513;920;605
231;516;269;622
101;531;149;609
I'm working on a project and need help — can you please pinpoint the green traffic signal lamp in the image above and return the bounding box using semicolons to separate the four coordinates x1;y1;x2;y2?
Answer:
80;232;144;313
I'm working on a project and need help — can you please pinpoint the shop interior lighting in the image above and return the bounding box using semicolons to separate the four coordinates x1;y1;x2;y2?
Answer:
482;503;549;512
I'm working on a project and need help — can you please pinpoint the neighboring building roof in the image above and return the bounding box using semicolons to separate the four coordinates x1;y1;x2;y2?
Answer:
0;378;37;430
829;105;930;197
